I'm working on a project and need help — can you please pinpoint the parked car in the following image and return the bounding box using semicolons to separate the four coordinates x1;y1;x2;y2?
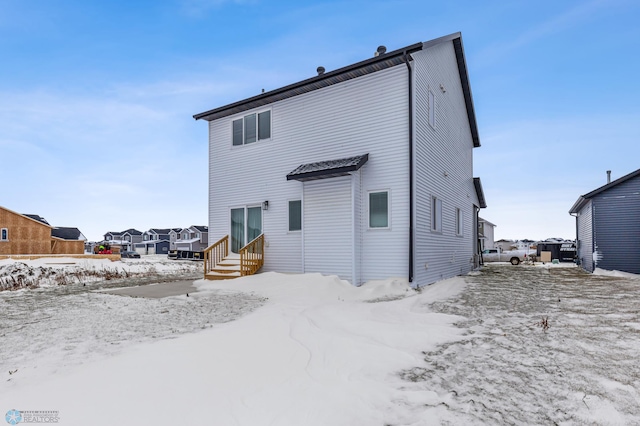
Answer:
482;249;528;265
121;251;141;259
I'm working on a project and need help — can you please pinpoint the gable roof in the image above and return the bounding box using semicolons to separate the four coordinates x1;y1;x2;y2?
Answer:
192;225;208;232
23;214;50;225
121;228;142;236
147;228;171;234
194;32;479;148
52;227;85;241
569;168;640;213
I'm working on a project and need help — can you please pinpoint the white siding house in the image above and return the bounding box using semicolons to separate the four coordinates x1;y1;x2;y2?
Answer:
195;32;486;286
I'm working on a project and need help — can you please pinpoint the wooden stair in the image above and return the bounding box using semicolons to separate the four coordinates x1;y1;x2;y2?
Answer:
203;235;264;280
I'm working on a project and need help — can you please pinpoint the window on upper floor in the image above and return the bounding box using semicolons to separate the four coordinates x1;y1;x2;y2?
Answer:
183;232;189;239
369;191;389;229
432;196;442;233
1;228;7;241
233;110;271;146
428;89;435;128
455;208;463;236
288;200;302;232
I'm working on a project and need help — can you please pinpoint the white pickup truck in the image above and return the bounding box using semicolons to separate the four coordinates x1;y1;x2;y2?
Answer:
481;248;528;265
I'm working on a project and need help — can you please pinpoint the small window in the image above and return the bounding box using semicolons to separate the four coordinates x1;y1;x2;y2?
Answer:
428;89;435;127
455;208;463;236
369;191;389;228
232;110;271;146
1;228;7;241
432;196;442;232
288;200;302;231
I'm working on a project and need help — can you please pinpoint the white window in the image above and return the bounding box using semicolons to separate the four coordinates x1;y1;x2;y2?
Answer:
288;200;302;231
428;89;435;128
1;228;7;241
369;191;389;228
233;110;271;146
455;208;463;236
432;196;442;232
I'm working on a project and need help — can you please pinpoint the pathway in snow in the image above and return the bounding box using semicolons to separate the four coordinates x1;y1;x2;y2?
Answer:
399;264;640;425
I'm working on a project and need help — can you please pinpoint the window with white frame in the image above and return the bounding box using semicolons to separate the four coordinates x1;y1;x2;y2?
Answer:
455;208;463;236
432;196;442;232
428;89;435;127
288;200;302;231
369;191;389;228
1;228;7;241
233;110;271;146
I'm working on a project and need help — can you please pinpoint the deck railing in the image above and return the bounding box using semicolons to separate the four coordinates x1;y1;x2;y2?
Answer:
203;235;229;276
239;234;264;276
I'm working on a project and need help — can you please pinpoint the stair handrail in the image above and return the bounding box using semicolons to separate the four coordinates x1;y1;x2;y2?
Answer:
239;234;264;276
203;235;229;276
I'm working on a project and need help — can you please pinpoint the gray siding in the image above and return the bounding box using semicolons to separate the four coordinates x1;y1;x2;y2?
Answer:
208;65;410;280
591;176;640;274
576;200;593;272
412;41;479;285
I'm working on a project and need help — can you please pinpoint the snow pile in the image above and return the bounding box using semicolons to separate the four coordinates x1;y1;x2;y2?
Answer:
0;256;203;290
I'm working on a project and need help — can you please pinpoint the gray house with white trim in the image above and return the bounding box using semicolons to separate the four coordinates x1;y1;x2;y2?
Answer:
194;32;486;286
569;169;640;274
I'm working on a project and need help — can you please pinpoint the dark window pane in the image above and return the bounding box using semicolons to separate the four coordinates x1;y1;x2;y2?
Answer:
244;113;256;144
289;200;301;231
369;192;388;228
258;110;271;140
232;119;243;146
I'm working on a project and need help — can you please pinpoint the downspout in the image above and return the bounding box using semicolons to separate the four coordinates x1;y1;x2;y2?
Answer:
404;51;414;283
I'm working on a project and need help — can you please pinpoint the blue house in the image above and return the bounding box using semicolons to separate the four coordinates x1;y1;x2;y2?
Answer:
569;169;640;274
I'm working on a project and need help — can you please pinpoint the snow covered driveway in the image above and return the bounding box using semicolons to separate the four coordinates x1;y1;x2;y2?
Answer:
400;264;640;425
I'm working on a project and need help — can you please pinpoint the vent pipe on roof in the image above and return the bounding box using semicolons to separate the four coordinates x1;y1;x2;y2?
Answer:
317;66;325;75
374;45;387;57
607;170;611;184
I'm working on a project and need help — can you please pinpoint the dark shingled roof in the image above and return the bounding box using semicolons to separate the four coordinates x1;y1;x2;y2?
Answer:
287;154;369;182
474;177;487;208
121;228;142;235
52;227;84;240
23;214;50;225
193;226;208;232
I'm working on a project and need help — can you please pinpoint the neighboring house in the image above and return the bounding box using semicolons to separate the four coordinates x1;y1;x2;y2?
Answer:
136;228;172;255
478;217;496;251
569;168;640;274
194;32;486;286
120;229;143;252
169;228;183;250
0;206;84;255
174;225;209;252
51;227;87;254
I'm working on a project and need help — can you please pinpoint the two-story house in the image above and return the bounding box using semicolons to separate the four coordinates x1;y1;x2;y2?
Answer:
174;226;209;253
194;32;485;286
135;228;172;255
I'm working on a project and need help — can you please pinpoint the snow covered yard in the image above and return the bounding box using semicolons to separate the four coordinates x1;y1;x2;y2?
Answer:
1;258;639;425
400;264;640;425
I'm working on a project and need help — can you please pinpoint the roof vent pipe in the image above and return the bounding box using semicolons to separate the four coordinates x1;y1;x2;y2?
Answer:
374;46;387;57
607;170;611;184
317;66;325;75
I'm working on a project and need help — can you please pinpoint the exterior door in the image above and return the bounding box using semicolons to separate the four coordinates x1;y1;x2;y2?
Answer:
231;206;262;253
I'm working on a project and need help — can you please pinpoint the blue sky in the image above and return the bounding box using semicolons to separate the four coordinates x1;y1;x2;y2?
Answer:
1;0;638;242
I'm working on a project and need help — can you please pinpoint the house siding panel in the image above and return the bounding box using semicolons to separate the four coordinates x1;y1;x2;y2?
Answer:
576;200;593;272
591;176;640;274
412;41;478;286
208;65;410;279
0;207;51;255
303;177;352;281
